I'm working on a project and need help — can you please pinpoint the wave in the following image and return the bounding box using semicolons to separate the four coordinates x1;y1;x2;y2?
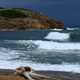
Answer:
13;40;80;50
1;30;80;42
70;31;80;42
0;47;80;73
45;32;69;41
44;30;80;42
1;47;80;65
66;27;80;31
0;60;80;73
50;29;63;31
2;40;80;51
0;47;21;60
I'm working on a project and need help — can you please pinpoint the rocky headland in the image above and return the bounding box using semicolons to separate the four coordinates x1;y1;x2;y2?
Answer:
0;8;64;31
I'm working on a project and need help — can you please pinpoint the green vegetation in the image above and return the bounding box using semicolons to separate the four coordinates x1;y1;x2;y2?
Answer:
0;7;4;9
0;9;26;18
0;8;41;18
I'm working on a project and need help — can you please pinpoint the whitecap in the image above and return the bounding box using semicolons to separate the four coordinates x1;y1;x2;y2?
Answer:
45;32;69;41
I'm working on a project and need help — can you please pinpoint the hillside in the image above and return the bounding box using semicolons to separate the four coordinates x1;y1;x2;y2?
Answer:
0;8;64;31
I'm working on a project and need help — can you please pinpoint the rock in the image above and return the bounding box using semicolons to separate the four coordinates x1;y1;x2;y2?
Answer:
0;8;64;31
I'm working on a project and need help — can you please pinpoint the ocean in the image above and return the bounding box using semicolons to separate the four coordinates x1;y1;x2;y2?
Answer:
0;29;80;73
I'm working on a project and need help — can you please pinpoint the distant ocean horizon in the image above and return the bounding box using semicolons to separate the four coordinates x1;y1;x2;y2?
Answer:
0;0;80;26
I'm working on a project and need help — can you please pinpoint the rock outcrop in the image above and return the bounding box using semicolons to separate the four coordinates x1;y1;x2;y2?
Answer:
0;8;64;31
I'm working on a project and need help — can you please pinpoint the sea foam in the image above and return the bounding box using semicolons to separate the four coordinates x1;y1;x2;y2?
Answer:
0;45;80;73
33;40;80;50
0;60;80;73
45;32;69;41
12;40;80;50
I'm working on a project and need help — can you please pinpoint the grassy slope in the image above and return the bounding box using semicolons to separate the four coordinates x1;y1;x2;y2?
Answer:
0;8;40;18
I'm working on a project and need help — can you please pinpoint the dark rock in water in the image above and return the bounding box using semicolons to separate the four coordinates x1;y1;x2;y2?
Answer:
70;30;80;42
0;8;64;31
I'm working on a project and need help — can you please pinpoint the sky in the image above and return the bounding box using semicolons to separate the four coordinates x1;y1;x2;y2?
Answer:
0;0;80;26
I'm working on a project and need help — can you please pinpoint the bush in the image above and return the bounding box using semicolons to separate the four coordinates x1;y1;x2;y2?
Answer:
0;7;4;9
0;9;26;18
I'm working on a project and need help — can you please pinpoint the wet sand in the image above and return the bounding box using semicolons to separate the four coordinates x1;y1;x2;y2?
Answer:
0;69;80;80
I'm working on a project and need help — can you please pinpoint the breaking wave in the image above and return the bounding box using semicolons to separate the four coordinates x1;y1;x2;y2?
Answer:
0;47;80;73
13;40;80;50
45;32;69;41
0;40;80;73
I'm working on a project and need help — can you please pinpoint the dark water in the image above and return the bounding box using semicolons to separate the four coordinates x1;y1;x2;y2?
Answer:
0;29;80;41
0;0;80;26
0;29;80;72
0;30;49;40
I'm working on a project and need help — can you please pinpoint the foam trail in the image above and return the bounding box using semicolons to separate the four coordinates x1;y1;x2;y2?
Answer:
11;40;80;50
0;61;80;73
33;40;80;50
0;47;80;73
45;32;69;41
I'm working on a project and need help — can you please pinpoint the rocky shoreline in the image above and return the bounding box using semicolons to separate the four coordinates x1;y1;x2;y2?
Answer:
0;69;80;80
0;8;64;31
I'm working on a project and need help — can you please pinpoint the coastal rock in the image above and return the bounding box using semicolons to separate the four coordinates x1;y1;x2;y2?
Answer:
0;8;64;31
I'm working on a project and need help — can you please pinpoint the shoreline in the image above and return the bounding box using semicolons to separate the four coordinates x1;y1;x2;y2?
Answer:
0;69;80;80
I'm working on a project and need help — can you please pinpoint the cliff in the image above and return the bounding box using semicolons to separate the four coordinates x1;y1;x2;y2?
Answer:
0;8;64;31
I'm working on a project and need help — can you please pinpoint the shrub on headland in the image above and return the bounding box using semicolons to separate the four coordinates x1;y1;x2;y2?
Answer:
0;9;26;18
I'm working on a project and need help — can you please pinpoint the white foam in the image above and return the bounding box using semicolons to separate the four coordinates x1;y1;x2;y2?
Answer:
67;28;75;30
12;40;80;50
0;60;80;73
67;27;79;30
33;40;80;50
45;32;69;41
50;29;63;31
0;47;80;73
0;47;22;60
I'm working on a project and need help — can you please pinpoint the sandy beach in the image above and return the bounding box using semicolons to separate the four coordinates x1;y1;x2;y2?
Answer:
0;69;80;80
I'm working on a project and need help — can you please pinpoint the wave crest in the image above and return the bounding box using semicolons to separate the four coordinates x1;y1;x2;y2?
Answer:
13;40;80;50
45;32;69;41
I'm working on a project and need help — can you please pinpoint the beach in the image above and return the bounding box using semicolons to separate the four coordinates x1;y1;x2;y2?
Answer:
0;69;80;80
